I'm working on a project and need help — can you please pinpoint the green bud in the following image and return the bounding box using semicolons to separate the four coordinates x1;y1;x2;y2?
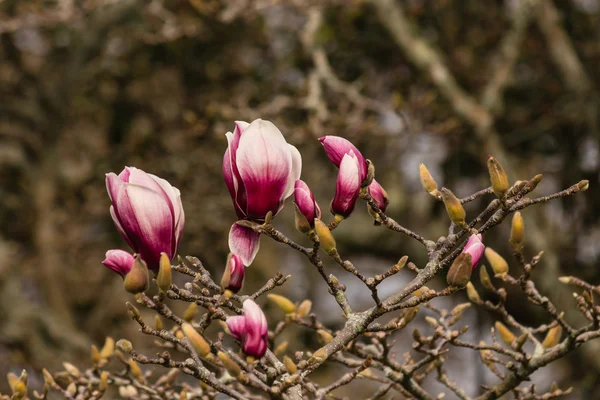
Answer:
446;253;473;288
124;254;149;294
157;252;172;292
487;156;509;197
440;188;466;227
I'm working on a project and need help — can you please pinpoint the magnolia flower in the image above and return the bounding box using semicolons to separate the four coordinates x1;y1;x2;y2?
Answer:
293;180;321;233
223;119;301;265
330;151;361;217
221;253;245;294
462;234;485;269
106;167;185;270
319;136;368;182
226;299;268;359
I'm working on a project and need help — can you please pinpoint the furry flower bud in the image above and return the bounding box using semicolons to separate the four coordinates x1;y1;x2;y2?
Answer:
123;254;149;294
440;188;466;227
487;156;509;197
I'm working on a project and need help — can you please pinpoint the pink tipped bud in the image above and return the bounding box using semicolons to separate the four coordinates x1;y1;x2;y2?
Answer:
225;299;268;359
102;250;135;278
293;180;321;232
221;253;245;293
318;136;368;182
461;234;485;269
330;151;361;218
367;179;389;213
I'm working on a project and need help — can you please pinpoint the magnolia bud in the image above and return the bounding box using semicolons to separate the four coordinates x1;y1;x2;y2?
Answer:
446;253;473;288
128;359;143;382
99;337;115;359
116;339;133;354
314;218;336;255
123;254;149;294
510;212;525;251
440;188;466;227
466;282;482;303
99;371;109;392
221;253;245;294
181;323;211;358
578;180;590;191
274;341;288;356
542;325;562;349
317;329;334;344
155;315;163;331
91;345;100;365
363;159;375;188
485;248;509;278
297;300;312;318
157;252;172;292
217;351;242;378
283;356;297;374
183;303;199;322
294;203;312;234
479;265;496;292
495;322;515;345
487;156;509;197
419;163;439;197
267;294;296;314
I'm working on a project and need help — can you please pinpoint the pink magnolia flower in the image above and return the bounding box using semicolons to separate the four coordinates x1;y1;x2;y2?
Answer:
330;151;362;217
294;180;321;230
462;234;485;269
102;249;135;277
223;119;301;266
319;136;368;182
106;167;185;270
368;179;389;213
221;253;245;294
226;299;268;359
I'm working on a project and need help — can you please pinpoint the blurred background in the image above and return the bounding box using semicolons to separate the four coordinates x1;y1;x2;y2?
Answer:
1;0;599;398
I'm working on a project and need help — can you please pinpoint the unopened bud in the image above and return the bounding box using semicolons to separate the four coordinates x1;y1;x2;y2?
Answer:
542;325;562;349
116;339;133;354
317;329;334;344
221;253;245;294
466;282;482;303
183;303;199;322
363;159;375;188
274;341;288;356
217;352;242;378
558;276;572;284
297;300;312;318
128;359;143;381
578;180;589;191
398;307;418;328
181;323;211;358
294;203;313;234
510;212;525;251
267;294;296;314
495;322;515;345
123;254;149;294
419;163;439;197
440;188;466;227
99;371;108;392
283;356;297;374
179;389;188;400
487;156;509;197
485;248;509;278
100;337;115;359
91;345;100;365
63;362;81;378
425;316;439;328
314;218;336;255
155;315;164;331
42;369;55;387
66;383;77;397
479;265;496;292
514;333;528;351
157;252;172;292
446;253;473;288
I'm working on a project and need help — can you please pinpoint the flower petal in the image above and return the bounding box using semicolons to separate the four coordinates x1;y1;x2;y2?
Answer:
318;136;367;181
225;131;247;218
282;144;303;201
236;119;292;218
331;152;361;217
226;316;246;341
110;205;135;250
106;172;124;203
148;174;185;251
114;183;174;269
228;223;261;266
